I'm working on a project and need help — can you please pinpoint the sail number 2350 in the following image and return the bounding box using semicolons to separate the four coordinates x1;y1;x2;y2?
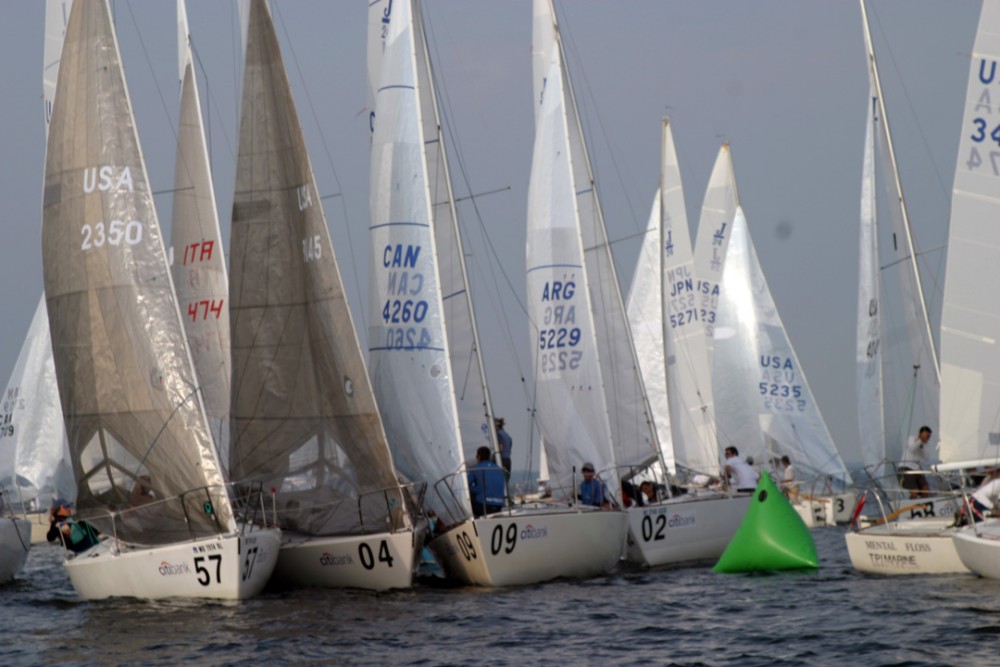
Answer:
80;220;143;251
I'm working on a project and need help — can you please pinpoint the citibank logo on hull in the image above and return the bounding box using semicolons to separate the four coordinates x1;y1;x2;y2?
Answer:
319;552;354;567
158;561;192;576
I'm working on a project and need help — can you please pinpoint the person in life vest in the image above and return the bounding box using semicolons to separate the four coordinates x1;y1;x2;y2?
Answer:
467;447;506;517
578;462;609;508
46;498;99;553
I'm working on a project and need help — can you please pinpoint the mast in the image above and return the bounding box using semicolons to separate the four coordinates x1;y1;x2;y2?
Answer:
413;0;499;455
545;0;661;468
858;0;940;383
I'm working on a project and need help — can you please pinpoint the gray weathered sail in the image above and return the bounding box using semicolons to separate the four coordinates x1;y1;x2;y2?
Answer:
229;0;404;535
42;0;233;544
171;0;231;455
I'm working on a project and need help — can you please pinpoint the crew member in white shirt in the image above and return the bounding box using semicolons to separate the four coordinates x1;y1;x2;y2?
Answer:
724;446;758;493
898;426;932;498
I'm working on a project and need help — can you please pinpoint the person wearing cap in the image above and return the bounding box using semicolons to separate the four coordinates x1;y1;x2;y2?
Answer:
495;417;513;482
46;498;100;553
578;462;607;507
467;446;506;517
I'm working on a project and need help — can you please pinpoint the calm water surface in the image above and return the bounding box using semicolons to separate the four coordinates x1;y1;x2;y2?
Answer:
4;527;1000;666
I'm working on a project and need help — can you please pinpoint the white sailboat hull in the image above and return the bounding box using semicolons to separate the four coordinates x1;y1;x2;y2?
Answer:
952;522;1000;579
64;528;280;600
273;530;417;592
624;493;751;567
844;520;968;575
429;506;626;587
0;518;32;584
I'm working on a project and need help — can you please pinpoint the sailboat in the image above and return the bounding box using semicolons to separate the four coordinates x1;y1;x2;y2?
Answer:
713;204;854;527
227;0;416;592
845;0;967;575
41;0;279;599
368;0;619;587
852;0;946;508
170;0;231;462
623;120;752;567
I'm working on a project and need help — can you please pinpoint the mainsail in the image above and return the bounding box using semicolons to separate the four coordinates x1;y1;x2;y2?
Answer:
42;0;234;543
857;91;886;476
367;0;468;517
692;145;739;362
171;0;231;454
228;0;404;535
713;209;852;485
939;0;1000;470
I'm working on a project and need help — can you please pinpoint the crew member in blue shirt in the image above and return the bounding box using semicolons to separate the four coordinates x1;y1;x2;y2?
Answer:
495;417;513;482
468;446;506;517
578;462;607;507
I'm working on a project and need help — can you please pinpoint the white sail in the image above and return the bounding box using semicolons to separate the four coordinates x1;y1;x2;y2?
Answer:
857;89;886;476
626;191;673;473
43;0;234;543
692;145;739;361
657;121;719;476
714;209;852;484
860;0;939;465
171;0;231;453
939;0;1000;470
526;50;615;492
368;0;468;517
0;300;75;506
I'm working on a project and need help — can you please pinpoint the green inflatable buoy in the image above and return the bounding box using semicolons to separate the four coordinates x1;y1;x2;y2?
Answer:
713;470;818;573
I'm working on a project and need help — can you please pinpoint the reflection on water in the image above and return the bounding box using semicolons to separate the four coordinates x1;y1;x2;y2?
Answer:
5;529;1000;665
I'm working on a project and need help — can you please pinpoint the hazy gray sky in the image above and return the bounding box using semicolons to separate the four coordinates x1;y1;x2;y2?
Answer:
0;1;980;472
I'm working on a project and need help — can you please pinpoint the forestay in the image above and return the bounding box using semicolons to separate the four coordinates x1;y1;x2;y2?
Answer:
171;0;231;456
859;0;939;466
412;3;496;459
368;0;468;517
939;0;1000;470
42;0;233;544
714;210;852;484
228;0;404;535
